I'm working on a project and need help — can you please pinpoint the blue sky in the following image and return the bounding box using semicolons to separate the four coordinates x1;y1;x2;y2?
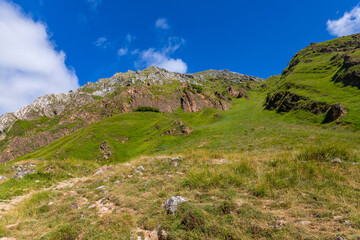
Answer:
0;0;360;113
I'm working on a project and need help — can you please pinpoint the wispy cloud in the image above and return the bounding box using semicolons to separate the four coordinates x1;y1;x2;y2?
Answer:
0;0;79;114
136;37;187;73
117;48;128;56
327;5;360;37
116;34;135;57
93;37;110;49
126;33;135;43
86;0;102;11
155;18;170;30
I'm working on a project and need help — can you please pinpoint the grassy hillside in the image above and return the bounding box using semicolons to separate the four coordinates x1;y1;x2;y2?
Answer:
0;90;357;239
266;34;360;127
17;90;360;163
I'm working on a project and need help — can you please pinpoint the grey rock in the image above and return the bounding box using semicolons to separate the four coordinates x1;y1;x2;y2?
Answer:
96;185;105;190
164;196;188;215
272;220;286;230
332;158;342;163
171;161;179;167
298;221;311;226
12;169;36;179
336;236;347;240
137;166;145;171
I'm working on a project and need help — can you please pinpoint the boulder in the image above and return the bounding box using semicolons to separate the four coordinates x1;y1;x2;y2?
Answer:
164;196;188;215
323;103;347;123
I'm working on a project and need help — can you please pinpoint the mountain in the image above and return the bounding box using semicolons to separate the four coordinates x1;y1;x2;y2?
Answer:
0;36;360;240
0;66;262;162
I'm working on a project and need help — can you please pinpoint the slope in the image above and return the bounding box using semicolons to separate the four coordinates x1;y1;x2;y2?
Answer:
265;33;360;127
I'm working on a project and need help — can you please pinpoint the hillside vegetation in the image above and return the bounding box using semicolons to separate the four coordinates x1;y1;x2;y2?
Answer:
0;35;360;239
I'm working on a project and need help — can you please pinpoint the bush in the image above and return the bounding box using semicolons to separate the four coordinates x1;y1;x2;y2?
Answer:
135;106;160;112
190;84;203;94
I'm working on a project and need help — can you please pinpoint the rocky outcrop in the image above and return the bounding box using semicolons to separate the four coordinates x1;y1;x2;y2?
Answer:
0;92;94;135
332;55;360;88
99;141;111;160
265;91;330;114
265;91;347;123
323;103;347;123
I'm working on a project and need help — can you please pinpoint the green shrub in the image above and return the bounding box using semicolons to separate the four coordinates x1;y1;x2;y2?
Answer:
135;106;160;112
191;84;203;94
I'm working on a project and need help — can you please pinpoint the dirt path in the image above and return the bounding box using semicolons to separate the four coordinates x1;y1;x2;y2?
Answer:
0;177;87;218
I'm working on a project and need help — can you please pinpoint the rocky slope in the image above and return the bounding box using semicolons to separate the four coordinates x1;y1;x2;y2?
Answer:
0;66;262;162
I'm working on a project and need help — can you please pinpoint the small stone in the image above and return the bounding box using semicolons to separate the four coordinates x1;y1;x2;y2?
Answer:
104;191;109;194
299;221;311;225
171;161;179;167
336;236;348;240
48;202;54;206
272;219;286;230
236;200;244;207
70;202;79;209
332;158;342;163
35;180;40;183
0;176;7;180
88;204;96;209
137;166;145;171
344;219;351;225
96;185;105;190
5;221;19;230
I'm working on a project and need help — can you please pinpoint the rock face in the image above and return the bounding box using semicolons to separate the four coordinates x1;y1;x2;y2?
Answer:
164;196;188;215
323;103;347;123
265;91;330;114
0;66;262;162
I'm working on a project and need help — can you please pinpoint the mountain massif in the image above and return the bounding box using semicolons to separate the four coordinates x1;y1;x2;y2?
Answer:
0;35;360;239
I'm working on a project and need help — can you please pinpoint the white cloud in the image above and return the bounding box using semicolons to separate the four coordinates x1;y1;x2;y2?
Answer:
155;18;169;30
117;47;128;56
86;0;102;11
137;45;187;73
136;37;187;73
93;37;109;48
0;0;79;114
327;5;360;37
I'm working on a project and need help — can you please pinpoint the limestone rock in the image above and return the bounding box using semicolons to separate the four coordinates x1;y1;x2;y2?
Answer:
12;168;36;179
164;196;188;215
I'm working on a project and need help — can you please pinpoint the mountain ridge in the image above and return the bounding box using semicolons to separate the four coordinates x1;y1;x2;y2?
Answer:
0;66;263;162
